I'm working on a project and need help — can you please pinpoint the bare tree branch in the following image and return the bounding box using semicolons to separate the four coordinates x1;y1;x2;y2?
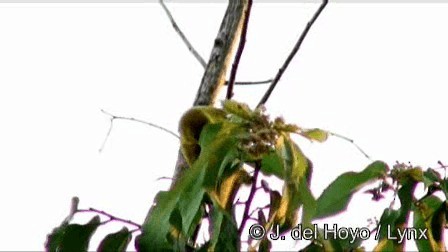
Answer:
257;0;328;107
159;0;207;68
226;79;272;85
328;131;372;160
227;0;253;99
160;0;269;87
193;0;249;106
171;0;249;188
99;109;179;153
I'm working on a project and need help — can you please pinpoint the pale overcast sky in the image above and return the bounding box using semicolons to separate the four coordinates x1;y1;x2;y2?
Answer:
0;2;447;251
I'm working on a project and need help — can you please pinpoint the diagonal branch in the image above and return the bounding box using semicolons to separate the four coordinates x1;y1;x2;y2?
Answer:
193;0;249;106
226;0;253;99
329;131;372;160
159;0;207;68
171;1;249;188
160;0;269;87
257;0;328;108
99;109;179;153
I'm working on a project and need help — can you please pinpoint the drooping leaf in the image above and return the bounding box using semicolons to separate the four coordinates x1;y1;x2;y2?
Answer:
268;190;282;221
137;121;244;251
314;161;388;220
278;134;308;184
97;227;132;252
208;203;240;252
258;238;272;252
375;168;421;251
298;176;316;227
179;106;227;166
45;216;101;252
300;128;328;142
271;135;312;231
413;196;444;251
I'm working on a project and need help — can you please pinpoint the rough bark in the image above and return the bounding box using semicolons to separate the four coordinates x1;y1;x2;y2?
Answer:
171;0;248;187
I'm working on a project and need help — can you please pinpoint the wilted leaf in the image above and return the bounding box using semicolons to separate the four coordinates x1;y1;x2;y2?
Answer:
97;227;131;252
314;161;388;220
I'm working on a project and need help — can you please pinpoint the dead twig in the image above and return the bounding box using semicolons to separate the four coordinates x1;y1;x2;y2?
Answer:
329;131;372;160
160;0;268;87
77;207;142;229
99;109;179;152
159;0;206;68
258;0;328;107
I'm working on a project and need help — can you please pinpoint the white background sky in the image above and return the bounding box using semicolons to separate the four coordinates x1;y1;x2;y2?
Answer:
0;2;447;251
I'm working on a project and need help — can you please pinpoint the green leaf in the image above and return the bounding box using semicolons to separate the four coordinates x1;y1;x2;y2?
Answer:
423;168;441;187
45;222;69;252
208;204;240;252
314;161;388;220
222;100;254;121
300;128;328;142
278;134;308;183
298;176;316;227
137;121;244;251
375;171;421;251
272;134;313;231
97;227;131;252
261;151;284;179
373;208;399;251
258;238;272;252
45;216;101;252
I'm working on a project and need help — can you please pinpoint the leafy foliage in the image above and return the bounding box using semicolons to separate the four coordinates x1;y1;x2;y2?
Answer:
47;101;448;251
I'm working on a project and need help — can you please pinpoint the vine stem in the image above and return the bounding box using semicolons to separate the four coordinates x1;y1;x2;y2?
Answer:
238;161;261;234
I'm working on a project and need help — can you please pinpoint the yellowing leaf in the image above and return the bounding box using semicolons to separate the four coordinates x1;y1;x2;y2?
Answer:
300;128;328;142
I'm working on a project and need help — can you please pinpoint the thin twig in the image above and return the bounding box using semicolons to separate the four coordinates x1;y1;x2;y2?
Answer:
156;176;174;181
238;162;261;234
77;207;142;229
99;109;179;152
227;79;272;85
226;0;253;99
159;0;206;68
248;204;269;219
160;0;268;87
257;0;328;107
329;131;372;160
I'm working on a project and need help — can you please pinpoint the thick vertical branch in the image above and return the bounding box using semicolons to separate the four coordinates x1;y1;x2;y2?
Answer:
193;0;248;106
171;0;249;187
